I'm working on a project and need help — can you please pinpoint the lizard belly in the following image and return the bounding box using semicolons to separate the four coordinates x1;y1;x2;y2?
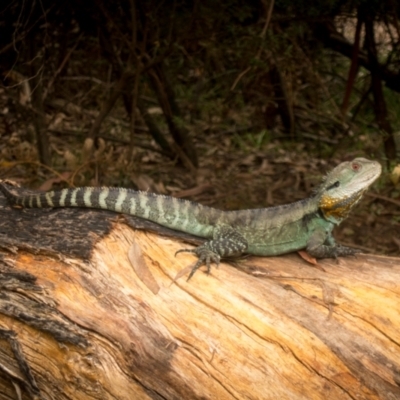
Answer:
247;235;309;256
243;218;333;256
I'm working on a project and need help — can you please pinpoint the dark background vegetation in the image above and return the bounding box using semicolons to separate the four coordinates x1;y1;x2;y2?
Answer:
0;0;399;255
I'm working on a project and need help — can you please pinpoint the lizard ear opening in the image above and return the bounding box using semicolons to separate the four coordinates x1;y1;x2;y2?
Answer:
326;181;340;191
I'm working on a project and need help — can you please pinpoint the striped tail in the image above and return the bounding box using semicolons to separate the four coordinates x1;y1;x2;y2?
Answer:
0;183;22;205
0;183;217;238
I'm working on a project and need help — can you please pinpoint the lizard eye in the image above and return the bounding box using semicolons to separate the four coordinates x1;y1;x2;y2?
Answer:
327;181;340;190
352;162;361;171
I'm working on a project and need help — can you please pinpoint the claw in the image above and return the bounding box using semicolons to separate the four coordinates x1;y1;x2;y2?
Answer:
186;253;221;280
175;248;196;257
175;245;221;281
187;259;203;281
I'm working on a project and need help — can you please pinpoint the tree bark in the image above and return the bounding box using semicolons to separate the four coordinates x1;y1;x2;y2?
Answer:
0;189;399;400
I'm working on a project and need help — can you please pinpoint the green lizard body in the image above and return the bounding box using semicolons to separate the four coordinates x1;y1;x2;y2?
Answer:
0;158;381;278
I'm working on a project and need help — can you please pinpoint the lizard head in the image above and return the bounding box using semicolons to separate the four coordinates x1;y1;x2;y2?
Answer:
317;158;381;224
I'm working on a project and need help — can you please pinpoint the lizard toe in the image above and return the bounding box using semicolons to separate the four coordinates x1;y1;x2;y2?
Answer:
336;245;361;257
185;247;221;280
175;248;197;257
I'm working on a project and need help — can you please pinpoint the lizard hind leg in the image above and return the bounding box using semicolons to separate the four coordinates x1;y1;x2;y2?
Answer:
175;225;248;280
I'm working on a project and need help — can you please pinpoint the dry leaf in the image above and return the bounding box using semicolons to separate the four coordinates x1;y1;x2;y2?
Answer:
38;172;72;191
298;250;317;264
173;264;193;282
393;236;400;251
82;138;94;160
147;107;163;115
131;174;155;191
390;164;400;185
128;242;160;294
63;150;78;169
297;250;325;271
93;138;106;158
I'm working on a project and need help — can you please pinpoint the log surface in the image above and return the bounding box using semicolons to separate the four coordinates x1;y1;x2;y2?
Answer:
0;191;399;400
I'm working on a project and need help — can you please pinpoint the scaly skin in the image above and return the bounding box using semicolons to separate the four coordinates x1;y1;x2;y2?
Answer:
0;158;382;279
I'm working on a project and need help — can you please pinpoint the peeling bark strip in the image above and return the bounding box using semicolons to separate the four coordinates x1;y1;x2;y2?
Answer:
0;255;88;399
0;327;40;396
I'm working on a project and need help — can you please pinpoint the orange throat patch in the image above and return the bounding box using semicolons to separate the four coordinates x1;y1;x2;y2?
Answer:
319;191;364;221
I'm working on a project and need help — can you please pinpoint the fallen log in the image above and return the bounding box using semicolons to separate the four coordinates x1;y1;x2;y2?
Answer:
0;188;399;400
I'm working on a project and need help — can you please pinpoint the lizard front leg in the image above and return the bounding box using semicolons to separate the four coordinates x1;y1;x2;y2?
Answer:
176;225;248;280
306;229;360;259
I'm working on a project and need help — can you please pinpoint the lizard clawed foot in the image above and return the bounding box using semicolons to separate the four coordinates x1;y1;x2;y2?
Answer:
175;246;221;281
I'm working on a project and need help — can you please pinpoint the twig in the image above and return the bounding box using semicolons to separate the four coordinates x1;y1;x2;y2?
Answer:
88;70;135;139
366;192;400;207
231;0;275;90
258;0;275;55
129;0;137;55
340;10;363;115
129;67;142;160
59;76;106;85
47;129;169;156
0;161;70;184
128;0;141;160
231;67;252;92
0;5;54;56
43;33;84;100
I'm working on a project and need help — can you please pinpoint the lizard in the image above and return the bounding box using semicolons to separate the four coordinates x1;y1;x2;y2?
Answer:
0;157;381;279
